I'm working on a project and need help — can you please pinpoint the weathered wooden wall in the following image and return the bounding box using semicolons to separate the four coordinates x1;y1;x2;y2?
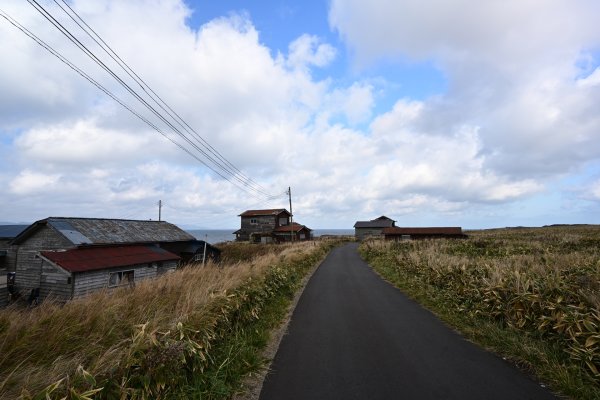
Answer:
354;227;384;241
40;259;72;301
15;226;73;297
238;214;290;241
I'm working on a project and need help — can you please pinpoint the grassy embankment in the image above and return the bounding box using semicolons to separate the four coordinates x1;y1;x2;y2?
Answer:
0;239;341;399
360;226;600;400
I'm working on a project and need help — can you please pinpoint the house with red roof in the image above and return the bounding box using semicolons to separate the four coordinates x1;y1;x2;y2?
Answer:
234;209;312;243
38;245;180;302
8;217;212;303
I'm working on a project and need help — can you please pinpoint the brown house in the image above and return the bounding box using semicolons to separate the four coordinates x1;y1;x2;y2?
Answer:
234;209;312;243
382;227;467;240
273;223;313;242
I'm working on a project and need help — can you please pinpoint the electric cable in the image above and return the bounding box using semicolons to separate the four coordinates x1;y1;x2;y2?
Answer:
0;7;269;202
53;0;272;197
26;0;276;199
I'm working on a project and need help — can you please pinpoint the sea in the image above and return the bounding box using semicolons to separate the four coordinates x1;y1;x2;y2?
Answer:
187;229;354;245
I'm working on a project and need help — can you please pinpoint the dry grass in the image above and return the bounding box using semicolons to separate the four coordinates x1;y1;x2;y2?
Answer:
360;225;600;398
0;240;333;399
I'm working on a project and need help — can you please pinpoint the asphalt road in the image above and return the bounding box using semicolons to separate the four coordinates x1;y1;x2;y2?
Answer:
259;243;558;400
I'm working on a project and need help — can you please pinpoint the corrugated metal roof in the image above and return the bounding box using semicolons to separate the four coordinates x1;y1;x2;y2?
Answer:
239;209;290;217
40;245;180;273
382;227;464;235
14;217;195;245
0;225;29;239
354;219;396;228
273;223;311;233
49;220;93;245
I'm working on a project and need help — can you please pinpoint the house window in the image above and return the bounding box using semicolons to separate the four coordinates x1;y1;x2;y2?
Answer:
108;270;135;287
250;218;258;224
279;217;288;226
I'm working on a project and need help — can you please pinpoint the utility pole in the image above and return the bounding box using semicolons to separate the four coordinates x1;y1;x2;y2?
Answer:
158;200;162;221
288;187;294;242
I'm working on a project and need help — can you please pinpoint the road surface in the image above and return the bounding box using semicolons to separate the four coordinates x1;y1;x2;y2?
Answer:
259;243;558;400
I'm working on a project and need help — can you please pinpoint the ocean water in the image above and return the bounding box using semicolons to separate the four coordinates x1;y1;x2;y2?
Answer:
187;229;354;245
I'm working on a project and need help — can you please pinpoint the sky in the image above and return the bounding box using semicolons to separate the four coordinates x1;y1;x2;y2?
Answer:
1;0;600;229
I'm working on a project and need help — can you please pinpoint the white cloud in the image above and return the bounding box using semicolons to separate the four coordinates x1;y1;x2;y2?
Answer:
577;67;600;88
329;0;600;180
286;34;336;71
9;170;61;195
14;119;166;168
1;0;597;228
582;178;600;201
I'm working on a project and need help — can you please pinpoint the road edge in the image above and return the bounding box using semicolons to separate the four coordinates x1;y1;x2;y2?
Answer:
231;247;331;400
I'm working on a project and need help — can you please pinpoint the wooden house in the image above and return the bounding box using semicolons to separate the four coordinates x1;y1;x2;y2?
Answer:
37;245;179;302
234;209;292;243
382;227;467;240
353;216;396;240
234;209;312;243
9;217;199;302
273;223;313;242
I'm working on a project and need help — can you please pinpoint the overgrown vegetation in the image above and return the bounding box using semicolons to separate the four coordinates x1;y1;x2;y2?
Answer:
360;226;600;400
0;239;340;399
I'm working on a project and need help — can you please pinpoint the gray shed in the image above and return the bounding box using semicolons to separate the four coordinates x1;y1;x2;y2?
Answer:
9;217;196;302
353;216;396;240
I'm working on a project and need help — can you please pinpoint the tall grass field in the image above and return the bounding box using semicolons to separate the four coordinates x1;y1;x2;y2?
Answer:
360;225;600;399
0;239;339;399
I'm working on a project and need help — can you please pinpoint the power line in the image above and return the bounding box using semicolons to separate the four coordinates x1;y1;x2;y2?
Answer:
53;0;272;198
0;7;270;202
23;0;276;200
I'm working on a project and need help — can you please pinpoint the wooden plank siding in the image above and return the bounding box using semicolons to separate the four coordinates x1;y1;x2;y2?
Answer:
36;260;179;302
237;211;291;242
15;225;73;297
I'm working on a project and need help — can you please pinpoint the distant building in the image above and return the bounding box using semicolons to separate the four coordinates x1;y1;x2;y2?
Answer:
234;209;312;243
8;217;212;303
0;225;28;306
273;222;313;242
0;225;28;272
353;216;396;240
161;240;221;264
382;227;467;240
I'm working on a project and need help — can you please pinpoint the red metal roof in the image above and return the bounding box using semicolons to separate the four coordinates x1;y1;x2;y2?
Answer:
382;227;464;236
239;209;290;217
40;245;180;273
273;223;311;233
